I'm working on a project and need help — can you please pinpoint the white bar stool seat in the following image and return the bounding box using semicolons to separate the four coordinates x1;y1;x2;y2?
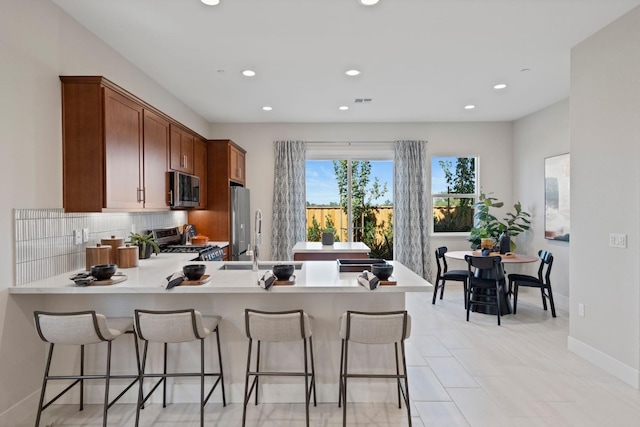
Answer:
242;309;316;427
133;308;226;427
33;310;140;427
338;310;412;427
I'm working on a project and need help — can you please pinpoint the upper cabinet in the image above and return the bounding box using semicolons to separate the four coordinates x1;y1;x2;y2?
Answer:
60;76;204;212
228;143;246;185
169;124;195;174
193;138;208;209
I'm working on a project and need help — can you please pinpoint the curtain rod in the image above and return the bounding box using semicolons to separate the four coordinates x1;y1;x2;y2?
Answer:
306;140;395;145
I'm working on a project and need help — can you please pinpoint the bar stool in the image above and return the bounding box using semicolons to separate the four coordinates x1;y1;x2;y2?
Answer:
133;309;226;427
33;310;140;427
338;310;412;427
242;309;316;427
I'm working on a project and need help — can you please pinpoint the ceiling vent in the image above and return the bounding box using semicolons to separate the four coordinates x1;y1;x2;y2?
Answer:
354;98;372;103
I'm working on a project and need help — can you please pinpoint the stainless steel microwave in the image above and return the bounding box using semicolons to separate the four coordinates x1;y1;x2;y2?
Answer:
169;171;200;208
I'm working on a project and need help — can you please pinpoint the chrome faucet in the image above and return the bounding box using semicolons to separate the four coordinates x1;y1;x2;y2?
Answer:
252;209;262;272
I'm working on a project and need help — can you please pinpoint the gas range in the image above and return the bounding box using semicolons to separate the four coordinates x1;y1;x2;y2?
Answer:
152;227;224;261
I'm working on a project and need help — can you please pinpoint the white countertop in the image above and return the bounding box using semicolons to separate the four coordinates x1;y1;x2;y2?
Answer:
292;241;371;253
10;257;431;294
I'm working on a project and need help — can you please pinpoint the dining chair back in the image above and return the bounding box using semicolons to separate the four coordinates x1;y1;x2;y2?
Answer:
433;247;469;307
465;255;504;325
508;250;556;317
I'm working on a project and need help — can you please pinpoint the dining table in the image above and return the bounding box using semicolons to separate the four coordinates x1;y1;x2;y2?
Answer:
444;251;538;315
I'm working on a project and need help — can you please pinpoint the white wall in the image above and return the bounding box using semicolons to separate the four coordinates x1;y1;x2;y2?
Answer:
569;6;640;387
0;0;209;422
210;121;515;281
513;99;571;304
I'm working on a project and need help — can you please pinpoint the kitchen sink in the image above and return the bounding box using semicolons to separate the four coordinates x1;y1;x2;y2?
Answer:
217;263;303;271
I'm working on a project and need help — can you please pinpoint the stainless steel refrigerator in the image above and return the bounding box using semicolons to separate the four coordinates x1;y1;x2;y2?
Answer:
230;186;251;260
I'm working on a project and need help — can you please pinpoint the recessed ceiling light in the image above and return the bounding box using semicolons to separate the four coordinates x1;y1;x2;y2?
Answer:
521;68;530;72
464;104;476;110
262;106;272;111
242;70;256;77
201;0;220;5
345;69;361;76
339;106;349;111
493;83;508;90
359;0;380;5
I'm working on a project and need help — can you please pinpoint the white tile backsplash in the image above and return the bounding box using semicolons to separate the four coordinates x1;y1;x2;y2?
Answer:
14;209;187;285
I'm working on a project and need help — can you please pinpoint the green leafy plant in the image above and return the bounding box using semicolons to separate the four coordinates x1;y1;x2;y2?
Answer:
467;192;531;250
127;232;160;258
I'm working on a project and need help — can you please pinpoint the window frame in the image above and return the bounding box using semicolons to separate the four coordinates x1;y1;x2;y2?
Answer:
306;142;394;243
430;155;479;236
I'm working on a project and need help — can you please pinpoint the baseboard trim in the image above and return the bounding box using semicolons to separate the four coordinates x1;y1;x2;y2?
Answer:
568;336;640;389
0;389;40;427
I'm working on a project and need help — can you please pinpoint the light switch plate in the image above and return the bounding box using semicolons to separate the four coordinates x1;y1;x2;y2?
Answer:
73;230;82;245
609;233;627;248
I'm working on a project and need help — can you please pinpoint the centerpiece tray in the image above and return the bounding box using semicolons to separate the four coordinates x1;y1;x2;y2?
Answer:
337;259;386;272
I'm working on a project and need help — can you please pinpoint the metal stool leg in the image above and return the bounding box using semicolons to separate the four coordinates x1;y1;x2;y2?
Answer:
215;326;227;406
309;336;317;406
303;337;310;427
395;342;401;409
338;339;345;408
80;344;85;411
401;341;412;426
34;344;54;427
255;340;261;405
135;341;149;427
342;339;349;427
200;339;205;427
162;342;168;408
102;341;112;427
242;338;252;427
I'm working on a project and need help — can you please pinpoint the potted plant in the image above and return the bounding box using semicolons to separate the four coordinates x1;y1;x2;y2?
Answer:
128;232;160;259
467;192;531;251
321;227;336;246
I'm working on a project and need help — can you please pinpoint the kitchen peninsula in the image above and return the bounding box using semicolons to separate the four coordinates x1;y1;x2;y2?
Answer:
11;259;430;404
292;241;371;260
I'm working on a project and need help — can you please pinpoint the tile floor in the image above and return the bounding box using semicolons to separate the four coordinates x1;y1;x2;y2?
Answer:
25;286;640;426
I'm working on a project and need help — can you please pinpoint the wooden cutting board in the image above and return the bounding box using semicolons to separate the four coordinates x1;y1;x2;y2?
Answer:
379;278;397;286
91;275;127;286
179;275;212;286
274;275;296;286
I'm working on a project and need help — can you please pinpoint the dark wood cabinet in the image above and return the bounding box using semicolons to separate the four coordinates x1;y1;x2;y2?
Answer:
193;138;207;209
170;125;195;174
142;110;170;209
187;139;247;245
61;76;205;212
229;144;245;185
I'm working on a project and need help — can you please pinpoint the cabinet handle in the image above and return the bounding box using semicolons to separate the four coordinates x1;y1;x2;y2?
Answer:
137;188;143;203
185;155;188;169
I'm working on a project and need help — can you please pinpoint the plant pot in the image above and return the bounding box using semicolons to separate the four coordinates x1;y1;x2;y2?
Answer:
480;238;494;250
138;244;152;259
322;232;334;246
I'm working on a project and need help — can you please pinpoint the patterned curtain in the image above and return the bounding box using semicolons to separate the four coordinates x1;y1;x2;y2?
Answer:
271;141;307;260
394;140;431;279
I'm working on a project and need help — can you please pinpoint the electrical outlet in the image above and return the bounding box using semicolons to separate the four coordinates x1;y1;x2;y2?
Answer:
578;303;585;317
82;228;89;243
609;233;627;248
73;229;82;245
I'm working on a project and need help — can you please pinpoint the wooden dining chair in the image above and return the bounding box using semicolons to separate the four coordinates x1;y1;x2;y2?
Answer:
464;255;505;326
433;247;469;307
508;250;556;317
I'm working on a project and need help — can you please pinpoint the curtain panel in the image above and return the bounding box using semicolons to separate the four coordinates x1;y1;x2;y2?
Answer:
271;141;307;260
394;140;431;279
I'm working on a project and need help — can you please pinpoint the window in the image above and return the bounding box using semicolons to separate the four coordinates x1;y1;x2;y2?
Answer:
305;144;394;258
431;157;477;233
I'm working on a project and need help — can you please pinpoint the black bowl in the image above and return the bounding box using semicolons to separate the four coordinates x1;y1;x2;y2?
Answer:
371;263;393;280
90;264;117;281
183;264;206;281
272;264;294;281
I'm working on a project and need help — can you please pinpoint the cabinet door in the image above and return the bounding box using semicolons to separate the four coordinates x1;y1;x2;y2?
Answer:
104;87;143;209
143;110;169;209
170;125;194;174
193;138;207;209
229;145;245;184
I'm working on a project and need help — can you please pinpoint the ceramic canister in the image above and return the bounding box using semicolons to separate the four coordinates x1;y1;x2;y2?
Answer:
85;243;112;271
117;243;139;268
101;235;124;264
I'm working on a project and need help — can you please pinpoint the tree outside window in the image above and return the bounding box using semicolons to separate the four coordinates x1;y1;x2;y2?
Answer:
432;157;477;233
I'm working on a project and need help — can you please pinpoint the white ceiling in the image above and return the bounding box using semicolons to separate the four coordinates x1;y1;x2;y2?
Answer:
53;0;640;123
